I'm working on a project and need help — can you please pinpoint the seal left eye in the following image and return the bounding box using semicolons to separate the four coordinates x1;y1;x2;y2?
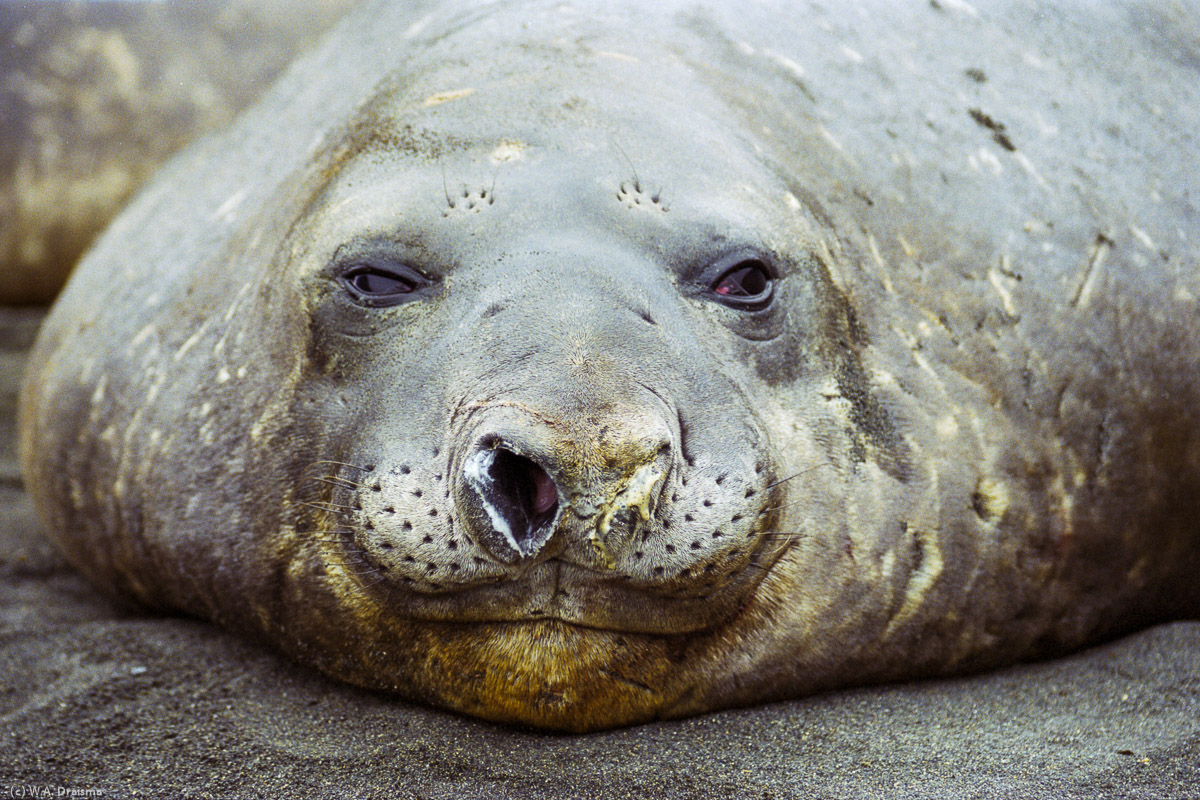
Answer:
714;262;770;298
338;263;426;306
705;254;775;311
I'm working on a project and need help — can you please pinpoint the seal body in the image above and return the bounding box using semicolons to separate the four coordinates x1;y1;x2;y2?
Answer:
0;0;360;304
18;0;1200;731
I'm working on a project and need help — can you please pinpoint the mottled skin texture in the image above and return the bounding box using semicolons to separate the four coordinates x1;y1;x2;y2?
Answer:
18;0;1200;731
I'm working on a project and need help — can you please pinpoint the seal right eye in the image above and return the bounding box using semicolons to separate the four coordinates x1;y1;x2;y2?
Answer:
338;262;428;307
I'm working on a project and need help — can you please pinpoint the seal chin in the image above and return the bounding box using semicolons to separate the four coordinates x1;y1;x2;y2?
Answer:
382;619;696;732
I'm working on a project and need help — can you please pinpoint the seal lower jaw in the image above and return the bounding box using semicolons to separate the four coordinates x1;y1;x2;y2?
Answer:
346;555;769;635
276;524;788;731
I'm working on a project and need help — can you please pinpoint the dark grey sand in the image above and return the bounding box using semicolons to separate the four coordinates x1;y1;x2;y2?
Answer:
2;307;1197;798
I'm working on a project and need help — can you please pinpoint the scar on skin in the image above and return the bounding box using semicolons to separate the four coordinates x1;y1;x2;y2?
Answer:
423;88;475;106
1072;232;1113;309
490;141;526;163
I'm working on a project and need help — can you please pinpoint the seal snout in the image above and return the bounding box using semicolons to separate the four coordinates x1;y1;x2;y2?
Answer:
461;442;561;562
453;399;675;567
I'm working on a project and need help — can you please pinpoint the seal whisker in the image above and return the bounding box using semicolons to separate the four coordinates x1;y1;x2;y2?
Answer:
306;460;374;472
742;557;799;573
759;532;811;541
764;463;835;490
312;475;370;491
301;501;357;514
441;160;452;208
342;565;388;577
611;140;642;192
290;529;356;540
759;497;817;514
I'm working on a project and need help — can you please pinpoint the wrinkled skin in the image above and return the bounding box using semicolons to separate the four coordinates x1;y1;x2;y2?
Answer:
18;0;1200;731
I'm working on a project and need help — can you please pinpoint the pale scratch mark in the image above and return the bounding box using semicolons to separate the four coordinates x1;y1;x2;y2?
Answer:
173;320;210;362
818;125;844;153
423;88;474;106
765;49;805;79
976;147;1004;176
90;375;108;406
224;282;253;322
213;189;247;222
867;234;896;295
404;13;434;38
911;351;948;394
490;140;526;164
1129;225;1155;251
119;369;168;466
817;237;849;293
1072;234;1112;309
144;371;168;406
884;484;946;638
1012;152;1049;190
935;414;960;440
988;265;1018;316
936;0;979;15
215;284;253;356
595;50;638;63
130;324;157;350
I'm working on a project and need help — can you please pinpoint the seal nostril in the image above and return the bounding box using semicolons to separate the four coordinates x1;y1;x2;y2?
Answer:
463;446;560;559
492;448;559;534
530;463;557;516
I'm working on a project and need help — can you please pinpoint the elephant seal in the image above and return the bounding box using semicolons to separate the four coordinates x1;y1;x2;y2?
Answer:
18;0;1200;731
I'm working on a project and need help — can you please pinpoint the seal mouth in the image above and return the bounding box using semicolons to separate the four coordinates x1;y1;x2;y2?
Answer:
462;446;560;558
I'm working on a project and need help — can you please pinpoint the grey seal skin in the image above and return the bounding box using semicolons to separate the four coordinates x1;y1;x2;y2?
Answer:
17;0;1200;731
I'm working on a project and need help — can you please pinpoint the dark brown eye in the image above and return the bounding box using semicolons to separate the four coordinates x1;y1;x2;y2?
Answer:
707;255;775;310
347;268;415;296
713;262;770;298
338;261;428;306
